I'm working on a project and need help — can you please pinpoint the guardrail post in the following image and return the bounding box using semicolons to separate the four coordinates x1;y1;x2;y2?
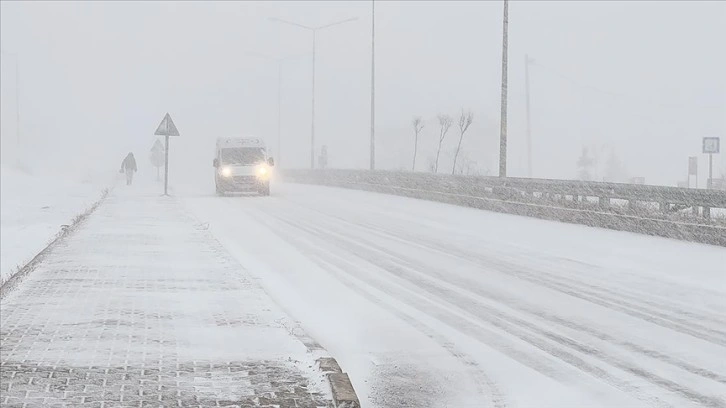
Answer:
628;200;636;211
703;206;711;220
659;202;668;213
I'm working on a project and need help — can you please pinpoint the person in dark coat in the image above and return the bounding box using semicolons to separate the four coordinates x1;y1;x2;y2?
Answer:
120;152;137;185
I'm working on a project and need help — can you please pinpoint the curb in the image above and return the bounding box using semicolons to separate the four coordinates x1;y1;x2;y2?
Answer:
317;357;361;408
284;324;361;407
0;189;109;299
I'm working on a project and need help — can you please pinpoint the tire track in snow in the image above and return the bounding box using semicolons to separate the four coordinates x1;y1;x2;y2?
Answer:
272;200;726;383
243;209;507;408
311;211;726;385
289;204;726;347
511;256;726;327
282;196;726;329
420;235;726;347
262;211;679;408
264;209;724;408
296;217;725;408
309;255;508;408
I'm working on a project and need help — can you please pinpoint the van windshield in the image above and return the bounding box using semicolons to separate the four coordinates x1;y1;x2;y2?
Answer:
220;148;265;165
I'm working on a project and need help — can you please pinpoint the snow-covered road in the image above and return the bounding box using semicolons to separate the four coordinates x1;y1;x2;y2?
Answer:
182;182;726;408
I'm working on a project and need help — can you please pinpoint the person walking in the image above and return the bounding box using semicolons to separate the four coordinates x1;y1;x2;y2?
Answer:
120;152;137;185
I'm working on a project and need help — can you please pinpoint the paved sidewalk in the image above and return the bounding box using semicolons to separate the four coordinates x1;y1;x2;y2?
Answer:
0;185;332;407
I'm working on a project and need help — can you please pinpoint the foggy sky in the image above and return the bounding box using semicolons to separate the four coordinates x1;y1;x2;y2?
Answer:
1;1;724;186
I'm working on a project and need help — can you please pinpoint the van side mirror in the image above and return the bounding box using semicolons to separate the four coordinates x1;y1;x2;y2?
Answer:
267;157;275;167
213;159;219;168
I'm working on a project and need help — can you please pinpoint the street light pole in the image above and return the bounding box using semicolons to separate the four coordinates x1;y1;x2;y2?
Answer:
498;0;509;178
14;55;19;149
1;51;20;148
370;0;376;170
277;62;282;167
269;16;358;169
311;31;317;169
525;53;533;178
247;51;310;168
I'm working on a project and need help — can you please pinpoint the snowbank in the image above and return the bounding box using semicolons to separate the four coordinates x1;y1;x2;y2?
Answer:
0;165;112;284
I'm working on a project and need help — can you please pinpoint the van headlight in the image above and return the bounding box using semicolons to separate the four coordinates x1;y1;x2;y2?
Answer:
256;165;269;178
220;167;232;177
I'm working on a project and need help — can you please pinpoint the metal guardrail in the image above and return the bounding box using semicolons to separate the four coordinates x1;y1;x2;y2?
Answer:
281;169;726;246
284;169;726;211
490;177;726;210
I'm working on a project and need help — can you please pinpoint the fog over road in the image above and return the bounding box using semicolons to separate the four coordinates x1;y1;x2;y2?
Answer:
2;1;725;406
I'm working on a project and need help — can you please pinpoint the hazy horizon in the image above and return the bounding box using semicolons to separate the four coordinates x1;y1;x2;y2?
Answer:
2;0;724;186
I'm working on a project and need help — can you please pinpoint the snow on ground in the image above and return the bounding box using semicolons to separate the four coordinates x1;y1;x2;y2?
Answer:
182;181;726;408
0;178;333;407
0;165;112;284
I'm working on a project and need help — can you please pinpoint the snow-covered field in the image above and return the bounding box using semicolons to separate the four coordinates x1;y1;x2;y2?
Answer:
0;166;111;284
182;182;726;408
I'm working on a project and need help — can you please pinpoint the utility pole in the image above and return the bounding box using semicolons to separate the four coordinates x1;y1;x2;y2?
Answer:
269;16;358;169
525;53;533;178
277;63;282;167
370;0;376;170
498;0;509;178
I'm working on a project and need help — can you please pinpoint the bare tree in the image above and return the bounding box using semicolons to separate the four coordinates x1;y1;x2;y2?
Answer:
411;117;425;171
452;109;474;174
434;114;453;173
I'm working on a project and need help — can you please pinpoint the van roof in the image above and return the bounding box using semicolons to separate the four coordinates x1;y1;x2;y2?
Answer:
216;138;266;148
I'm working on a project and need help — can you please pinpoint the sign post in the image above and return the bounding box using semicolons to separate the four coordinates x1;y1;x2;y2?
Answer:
150;139;165;181
154;113;180;195
702;137;720;190
319;145;328;170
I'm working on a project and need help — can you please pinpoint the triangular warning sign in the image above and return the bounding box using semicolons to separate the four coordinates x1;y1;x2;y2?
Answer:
154;113;180;136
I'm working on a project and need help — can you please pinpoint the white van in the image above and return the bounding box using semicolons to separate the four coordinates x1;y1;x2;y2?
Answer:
213;137;275;196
